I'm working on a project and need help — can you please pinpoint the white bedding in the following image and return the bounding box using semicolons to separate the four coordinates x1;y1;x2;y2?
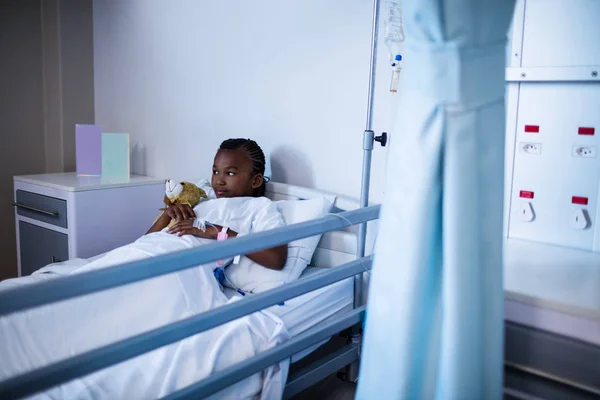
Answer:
223;267;354;362
0;232;290;400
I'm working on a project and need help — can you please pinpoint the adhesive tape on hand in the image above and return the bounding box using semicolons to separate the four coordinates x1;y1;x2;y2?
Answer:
193;219;206;232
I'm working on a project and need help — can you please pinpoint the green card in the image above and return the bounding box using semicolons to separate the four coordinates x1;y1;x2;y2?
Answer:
101;133;130;180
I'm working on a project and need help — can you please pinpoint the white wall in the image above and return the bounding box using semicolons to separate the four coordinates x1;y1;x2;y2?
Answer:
93;0;396;202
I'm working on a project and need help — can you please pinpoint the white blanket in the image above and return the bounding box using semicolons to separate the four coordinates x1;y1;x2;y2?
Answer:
0;232;290;399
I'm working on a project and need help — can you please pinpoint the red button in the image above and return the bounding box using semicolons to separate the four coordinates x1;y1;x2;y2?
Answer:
578;127;595;135
520;190;534;199
572;196;589;205
524;125;539;133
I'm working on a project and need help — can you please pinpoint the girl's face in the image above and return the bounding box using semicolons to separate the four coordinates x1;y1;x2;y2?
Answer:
211;149;263;198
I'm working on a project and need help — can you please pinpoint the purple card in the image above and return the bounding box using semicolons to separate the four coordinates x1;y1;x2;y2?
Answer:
76;124;102;176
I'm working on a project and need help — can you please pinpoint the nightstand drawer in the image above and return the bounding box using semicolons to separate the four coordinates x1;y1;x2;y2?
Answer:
19;221;68;275
14;190;68;228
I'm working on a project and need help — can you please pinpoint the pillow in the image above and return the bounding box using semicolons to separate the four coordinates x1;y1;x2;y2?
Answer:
223;195;335;293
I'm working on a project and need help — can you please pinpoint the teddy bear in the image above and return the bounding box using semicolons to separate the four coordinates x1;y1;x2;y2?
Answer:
154;179;208;229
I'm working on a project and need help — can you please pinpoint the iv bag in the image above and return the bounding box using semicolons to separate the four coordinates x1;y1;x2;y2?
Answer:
383;0;405;61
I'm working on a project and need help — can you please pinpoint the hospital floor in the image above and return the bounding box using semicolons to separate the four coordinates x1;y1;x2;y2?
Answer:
290;377;532;400
290;377;534;400
290;374;356;400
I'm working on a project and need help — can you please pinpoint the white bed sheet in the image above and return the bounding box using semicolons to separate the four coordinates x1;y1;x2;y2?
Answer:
223;266;354;362
1;262;353;399
0;233;289;400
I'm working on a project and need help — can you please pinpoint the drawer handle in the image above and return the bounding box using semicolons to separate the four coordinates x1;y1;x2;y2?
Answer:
12;202;59;217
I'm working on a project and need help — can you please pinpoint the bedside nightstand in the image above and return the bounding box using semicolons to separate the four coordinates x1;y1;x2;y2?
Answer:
13;173;165;276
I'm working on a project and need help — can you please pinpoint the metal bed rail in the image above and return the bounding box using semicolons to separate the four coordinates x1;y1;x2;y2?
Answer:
0;205;379;316
0;205;380;399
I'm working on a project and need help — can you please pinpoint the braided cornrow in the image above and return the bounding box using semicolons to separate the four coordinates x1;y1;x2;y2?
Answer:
219;138;269;197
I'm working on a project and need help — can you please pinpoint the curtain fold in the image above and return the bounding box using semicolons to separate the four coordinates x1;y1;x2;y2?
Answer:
357;1;515;398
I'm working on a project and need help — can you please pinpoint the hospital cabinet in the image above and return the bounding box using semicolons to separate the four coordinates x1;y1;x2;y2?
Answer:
504;0;600;252
13;173;164;276
502;2;600;397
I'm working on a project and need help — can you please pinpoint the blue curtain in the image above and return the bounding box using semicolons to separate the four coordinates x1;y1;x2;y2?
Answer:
357;1;515;399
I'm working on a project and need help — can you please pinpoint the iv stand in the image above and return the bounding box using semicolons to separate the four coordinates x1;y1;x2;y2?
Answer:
355;0;388;310
346;0;387;383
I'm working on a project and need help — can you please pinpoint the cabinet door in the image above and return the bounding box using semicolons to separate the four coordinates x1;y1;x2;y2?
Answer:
19;221;68;276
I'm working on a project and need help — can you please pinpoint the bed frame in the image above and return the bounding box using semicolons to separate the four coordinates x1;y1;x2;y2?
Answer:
0;182;380;399
265;182;376;397
267;182;365;268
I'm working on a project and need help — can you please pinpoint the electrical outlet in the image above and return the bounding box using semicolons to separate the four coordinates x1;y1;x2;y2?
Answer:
572;145;597;158
519;142;542;155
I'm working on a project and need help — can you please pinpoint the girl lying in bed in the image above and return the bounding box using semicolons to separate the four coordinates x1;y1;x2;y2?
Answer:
146;137;287;271
0;138;291;400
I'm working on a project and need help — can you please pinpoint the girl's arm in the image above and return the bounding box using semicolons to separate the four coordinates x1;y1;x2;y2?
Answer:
243;242;288;271
146;204;196;235
146;214;170;234
167;221;288;270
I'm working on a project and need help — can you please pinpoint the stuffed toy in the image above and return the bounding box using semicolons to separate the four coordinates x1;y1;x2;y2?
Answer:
154;179;208;229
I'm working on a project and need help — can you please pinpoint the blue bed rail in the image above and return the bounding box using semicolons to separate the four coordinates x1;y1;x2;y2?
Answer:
0;205;380;399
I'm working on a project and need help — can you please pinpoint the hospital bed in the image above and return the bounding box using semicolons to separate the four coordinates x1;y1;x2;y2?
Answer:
0;181;379;399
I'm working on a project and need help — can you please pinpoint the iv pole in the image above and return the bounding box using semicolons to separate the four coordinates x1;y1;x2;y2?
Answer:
346;0;387;383
355;0;387;310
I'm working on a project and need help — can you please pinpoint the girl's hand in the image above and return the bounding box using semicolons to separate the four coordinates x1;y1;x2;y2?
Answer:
167;221;285;269
168;220;205;237
164;204;195;222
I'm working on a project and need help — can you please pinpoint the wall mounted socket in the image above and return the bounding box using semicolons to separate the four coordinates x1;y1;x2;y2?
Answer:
572;145;597;158
519;142;542;155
